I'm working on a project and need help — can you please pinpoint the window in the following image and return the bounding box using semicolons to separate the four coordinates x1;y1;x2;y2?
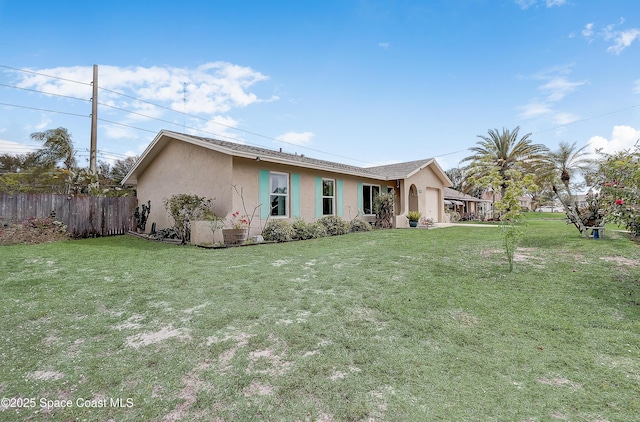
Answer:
322;179;335;215
270;172;288;216
362;184;380;214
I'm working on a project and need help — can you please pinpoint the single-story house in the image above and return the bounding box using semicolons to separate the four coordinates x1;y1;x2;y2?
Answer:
443;187;490;220
122;130;452;243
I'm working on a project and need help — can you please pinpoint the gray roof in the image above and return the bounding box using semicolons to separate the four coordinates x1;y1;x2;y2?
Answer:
164;130;381;177
443;187;483;202
123;130;452;185
366;159;435;179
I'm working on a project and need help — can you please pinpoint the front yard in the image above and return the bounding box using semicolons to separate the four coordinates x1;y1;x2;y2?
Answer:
1;219;639;421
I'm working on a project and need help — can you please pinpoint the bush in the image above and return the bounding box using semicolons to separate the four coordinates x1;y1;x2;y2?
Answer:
292;220;328;240
446;210;461;223
374;191;394;229
350;218;372;233
163;194;215;244
317;215;350;236
262;220;294;242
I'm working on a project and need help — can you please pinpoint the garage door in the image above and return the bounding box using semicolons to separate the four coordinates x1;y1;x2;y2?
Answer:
423;188;439;222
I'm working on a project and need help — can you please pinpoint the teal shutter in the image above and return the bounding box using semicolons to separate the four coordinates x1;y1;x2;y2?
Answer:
259;170;270;219
337;179;343;217
357;182;363;216
315;177;323;218
291;173;301;218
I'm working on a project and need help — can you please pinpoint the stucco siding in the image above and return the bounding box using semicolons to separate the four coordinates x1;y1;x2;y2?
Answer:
136;139;233;232
231;158;393;228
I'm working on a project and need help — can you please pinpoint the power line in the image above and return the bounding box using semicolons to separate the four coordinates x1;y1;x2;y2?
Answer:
0;64;92;86
532;103;640;135
0;82;91;102
0;102;90;118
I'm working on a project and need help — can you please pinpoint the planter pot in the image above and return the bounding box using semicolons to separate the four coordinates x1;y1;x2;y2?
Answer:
409;220;418;228
222;228;249;246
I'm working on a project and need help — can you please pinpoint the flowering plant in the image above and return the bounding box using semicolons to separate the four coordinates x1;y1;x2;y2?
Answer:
227;211;249;229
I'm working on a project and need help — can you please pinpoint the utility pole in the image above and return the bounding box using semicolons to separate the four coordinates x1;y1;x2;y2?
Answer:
89;64;98;172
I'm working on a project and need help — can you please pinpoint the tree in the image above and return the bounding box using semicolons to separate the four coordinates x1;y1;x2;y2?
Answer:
109;156;138;184
545;141;595;236
472;165;537;272
30;127;77;170
445;166;485;197
462;127;548;202
596;145;640;236
163;194;216;245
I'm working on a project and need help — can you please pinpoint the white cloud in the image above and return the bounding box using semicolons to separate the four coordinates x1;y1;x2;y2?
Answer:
581;20;640;54
605;28;640;55
192;115;244;143
634;79;640;94
276;131;314;146
378;42;390;49
539;77;585;102
517;102;553;119
587;125;640;155
0;139;39;155
10;62;278;118
515;0;537;9
552;112;580;126
518;65;584;121
515;0;566;9
581;23;594;39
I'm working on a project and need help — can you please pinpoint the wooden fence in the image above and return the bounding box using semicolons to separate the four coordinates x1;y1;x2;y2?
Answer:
0;193;137;238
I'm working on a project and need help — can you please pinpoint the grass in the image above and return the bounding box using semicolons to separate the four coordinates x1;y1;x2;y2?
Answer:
1;221;639;421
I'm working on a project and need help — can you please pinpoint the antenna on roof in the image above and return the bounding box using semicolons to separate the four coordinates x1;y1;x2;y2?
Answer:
182;82;187;133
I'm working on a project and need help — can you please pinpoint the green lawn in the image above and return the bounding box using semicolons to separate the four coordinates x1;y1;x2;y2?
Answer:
1;221;639;421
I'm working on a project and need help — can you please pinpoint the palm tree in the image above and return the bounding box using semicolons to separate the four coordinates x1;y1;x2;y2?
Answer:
547;141;592;192
546;141;594;236
30;127;77;170
462;126;548;198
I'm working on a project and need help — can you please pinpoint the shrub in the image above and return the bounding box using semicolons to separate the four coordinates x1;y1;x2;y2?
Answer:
406;211;422;222
163;194;215;244
374;191;394;229
292;220;328;240
262;220;294;242
446;210;461;223
350;218;372;233
317;215;350;236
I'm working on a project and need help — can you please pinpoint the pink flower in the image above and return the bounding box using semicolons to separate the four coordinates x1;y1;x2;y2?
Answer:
616;199;624;205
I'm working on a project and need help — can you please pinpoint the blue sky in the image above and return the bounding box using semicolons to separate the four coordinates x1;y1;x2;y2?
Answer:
1;0;639;170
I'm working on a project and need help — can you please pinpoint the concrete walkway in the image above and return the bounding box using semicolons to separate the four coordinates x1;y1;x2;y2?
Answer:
431;222;501;229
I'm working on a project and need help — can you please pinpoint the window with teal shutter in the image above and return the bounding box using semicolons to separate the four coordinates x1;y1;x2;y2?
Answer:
336;179;343;217
259;170;270;219
315;177;323;217
357;182;363;215
291;174;301;218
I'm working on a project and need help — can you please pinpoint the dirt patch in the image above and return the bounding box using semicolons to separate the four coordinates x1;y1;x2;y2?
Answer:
450;310;480;327
114;314;145;330
126;325;190;348
162;361;214;422
183;303;208;314
247;346;291;376
600;256;640;267
0;219;70;245
537;376;582;390
28;370;65;381
272;259;289;267
243;381;274;397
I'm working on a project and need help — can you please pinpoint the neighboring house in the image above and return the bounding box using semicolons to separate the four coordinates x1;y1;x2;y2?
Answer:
443;187;489;220
479;189;534;218
122;130;452;243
